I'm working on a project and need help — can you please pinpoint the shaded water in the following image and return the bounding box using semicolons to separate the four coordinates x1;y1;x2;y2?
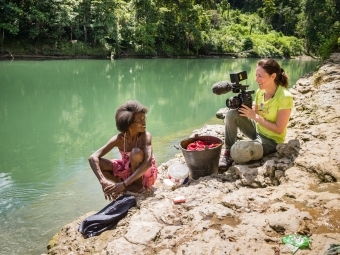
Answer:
0;58;319;255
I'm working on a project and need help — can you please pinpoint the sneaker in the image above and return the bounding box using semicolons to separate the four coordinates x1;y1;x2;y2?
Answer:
218;150;234;172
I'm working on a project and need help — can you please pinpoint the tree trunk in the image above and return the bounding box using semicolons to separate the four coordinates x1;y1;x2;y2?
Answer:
1;28;4;52
83;15;87;42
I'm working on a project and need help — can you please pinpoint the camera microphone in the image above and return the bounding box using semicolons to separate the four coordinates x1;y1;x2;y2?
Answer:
211;71;254;109
211;80;233;95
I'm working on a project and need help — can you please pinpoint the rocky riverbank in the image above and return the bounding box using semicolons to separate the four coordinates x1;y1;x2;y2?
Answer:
45;53;340;255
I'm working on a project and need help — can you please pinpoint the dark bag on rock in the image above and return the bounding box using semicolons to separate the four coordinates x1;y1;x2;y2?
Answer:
78;194;136;238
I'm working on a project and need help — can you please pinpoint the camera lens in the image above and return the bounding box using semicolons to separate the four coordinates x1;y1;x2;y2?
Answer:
226;96;242;109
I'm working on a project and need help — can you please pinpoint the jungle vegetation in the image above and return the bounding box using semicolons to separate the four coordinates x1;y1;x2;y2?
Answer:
0;0;339;59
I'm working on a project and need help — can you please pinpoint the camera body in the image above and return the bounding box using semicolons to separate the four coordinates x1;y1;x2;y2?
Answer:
212;71;254;109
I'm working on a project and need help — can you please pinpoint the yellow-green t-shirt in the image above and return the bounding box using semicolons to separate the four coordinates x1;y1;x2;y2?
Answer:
255;85;294;143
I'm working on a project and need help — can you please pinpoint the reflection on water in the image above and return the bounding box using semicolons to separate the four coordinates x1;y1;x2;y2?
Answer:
0;172;15;211
0;58;319;255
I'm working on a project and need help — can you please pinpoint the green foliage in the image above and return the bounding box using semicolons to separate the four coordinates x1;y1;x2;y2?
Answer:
1;0;338;57
262;0;276;25
159;43;176;57
302;0;339;56
242;37;254;51
319;21;340;60
0;1;22;35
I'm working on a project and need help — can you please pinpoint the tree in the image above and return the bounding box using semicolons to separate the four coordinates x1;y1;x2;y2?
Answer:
90;0;118;47
55;0;83;41
261;0;276;27
0;0;22;50
303;0;335;55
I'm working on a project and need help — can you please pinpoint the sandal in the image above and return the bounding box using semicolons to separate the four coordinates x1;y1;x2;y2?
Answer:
218;150;234;172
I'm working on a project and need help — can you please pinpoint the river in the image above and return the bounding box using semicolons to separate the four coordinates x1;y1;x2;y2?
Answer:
0;58;319;255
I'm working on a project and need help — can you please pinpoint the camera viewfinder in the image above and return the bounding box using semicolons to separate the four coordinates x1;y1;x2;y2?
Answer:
230;71;247;84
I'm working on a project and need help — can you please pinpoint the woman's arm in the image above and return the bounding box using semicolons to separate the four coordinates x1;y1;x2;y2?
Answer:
239;105;291;134
88;135;118;192
254;109;291;134
124;132;153;186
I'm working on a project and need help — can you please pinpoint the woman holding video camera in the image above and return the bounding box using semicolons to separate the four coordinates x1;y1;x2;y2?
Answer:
219;58;294;171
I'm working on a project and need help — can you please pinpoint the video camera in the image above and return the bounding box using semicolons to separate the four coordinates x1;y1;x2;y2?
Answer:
211;71;254;109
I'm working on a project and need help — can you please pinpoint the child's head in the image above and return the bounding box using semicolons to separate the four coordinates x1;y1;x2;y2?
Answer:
115;100;148;132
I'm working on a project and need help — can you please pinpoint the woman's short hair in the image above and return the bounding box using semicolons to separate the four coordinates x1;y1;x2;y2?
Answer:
115;100;148;132
257;58;289;88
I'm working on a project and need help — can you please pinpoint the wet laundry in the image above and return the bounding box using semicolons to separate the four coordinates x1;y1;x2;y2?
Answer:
78;194;136;238
186;140;220;151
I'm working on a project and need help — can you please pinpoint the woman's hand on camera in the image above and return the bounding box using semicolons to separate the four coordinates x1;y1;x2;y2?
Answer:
238;104;256;119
